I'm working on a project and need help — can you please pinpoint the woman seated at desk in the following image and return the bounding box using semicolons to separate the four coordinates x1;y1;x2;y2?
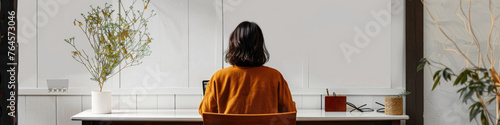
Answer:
199;21;296;114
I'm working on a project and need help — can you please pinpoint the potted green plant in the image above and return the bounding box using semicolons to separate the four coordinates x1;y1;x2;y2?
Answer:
385;91;410;115
65;0;155;114
418;0;500;124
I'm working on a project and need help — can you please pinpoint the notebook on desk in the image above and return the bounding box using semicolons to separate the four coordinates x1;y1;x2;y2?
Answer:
202;80;209;96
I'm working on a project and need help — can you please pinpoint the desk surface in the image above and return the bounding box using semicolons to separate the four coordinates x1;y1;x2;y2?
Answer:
71;109;409;122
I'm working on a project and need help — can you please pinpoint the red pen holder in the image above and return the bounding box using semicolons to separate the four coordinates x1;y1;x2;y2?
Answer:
324;95;346;112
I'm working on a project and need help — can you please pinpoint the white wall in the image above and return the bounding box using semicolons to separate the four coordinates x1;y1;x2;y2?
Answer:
17;0;406;125
423;0;498;125
20;0;405;94
19;0;222;90
222;0;405;89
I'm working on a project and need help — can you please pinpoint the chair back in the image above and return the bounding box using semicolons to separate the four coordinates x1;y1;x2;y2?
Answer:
202;112;296;125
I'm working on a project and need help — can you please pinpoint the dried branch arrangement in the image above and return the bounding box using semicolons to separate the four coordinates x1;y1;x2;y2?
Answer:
419;0;500;124
64;0;156;92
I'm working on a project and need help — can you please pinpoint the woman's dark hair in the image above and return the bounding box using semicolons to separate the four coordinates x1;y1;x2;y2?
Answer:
225;21;269;67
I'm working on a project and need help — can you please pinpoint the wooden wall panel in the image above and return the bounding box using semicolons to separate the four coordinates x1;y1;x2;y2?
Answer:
25;96;56;125
120;0;190;88
56;96;82;125
37;0;118;89
118;95;137;109
176;95;202;109
405;0;424;124
18;96;26;125
188;0;223;88
158;95;175;109
302;95;321;109
18;0;37;89
137;95;158;109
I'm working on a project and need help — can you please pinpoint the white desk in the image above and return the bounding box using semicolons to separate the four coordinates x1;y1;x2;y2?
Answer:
72;109;409;125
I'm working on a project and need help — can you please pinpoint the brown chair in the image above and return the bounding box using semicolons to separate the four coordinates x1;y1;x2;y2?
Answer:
202;112;297;125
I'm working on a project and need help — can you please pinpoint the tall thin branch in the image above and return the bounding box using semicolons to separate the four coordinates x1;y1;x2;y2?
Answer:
422;0;478;68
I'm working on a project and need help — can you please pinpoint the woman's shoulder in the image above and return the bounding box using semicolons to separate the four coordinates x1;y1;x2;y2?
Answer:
212;66;284;81
252;66;284;77
212;66;240;75
259;66;281;73
215;65;281;74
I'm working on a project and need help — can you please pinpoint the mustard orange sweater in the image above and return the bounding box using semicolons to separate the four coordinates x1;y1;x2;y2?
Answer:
199;66;296;114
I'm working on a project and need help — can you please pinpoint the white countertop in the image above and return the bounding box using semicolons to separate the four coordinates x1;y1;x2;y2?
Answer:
71;109;409;121
20;88;405;96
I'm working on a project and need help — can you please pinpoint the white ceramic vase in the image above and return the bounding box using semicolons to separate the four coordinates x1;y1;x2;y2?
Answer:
91;90;112;114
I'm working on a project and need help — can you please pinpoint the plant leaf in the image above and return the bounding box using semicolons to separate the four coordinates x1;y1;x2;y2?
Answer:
432;75;441;91
454;72;464;86
442;69;449;81
433;70;442;80
486;96;496;104
457;87;467;98
460;73;468;85
469;102;481;121
463;88;474;103
417;58;428;71
481;111;488;125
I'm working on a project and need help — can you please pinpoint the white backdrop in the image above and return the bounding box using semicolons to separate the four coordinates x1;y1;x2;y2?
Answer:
19;0;405;93
223;0;405;89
